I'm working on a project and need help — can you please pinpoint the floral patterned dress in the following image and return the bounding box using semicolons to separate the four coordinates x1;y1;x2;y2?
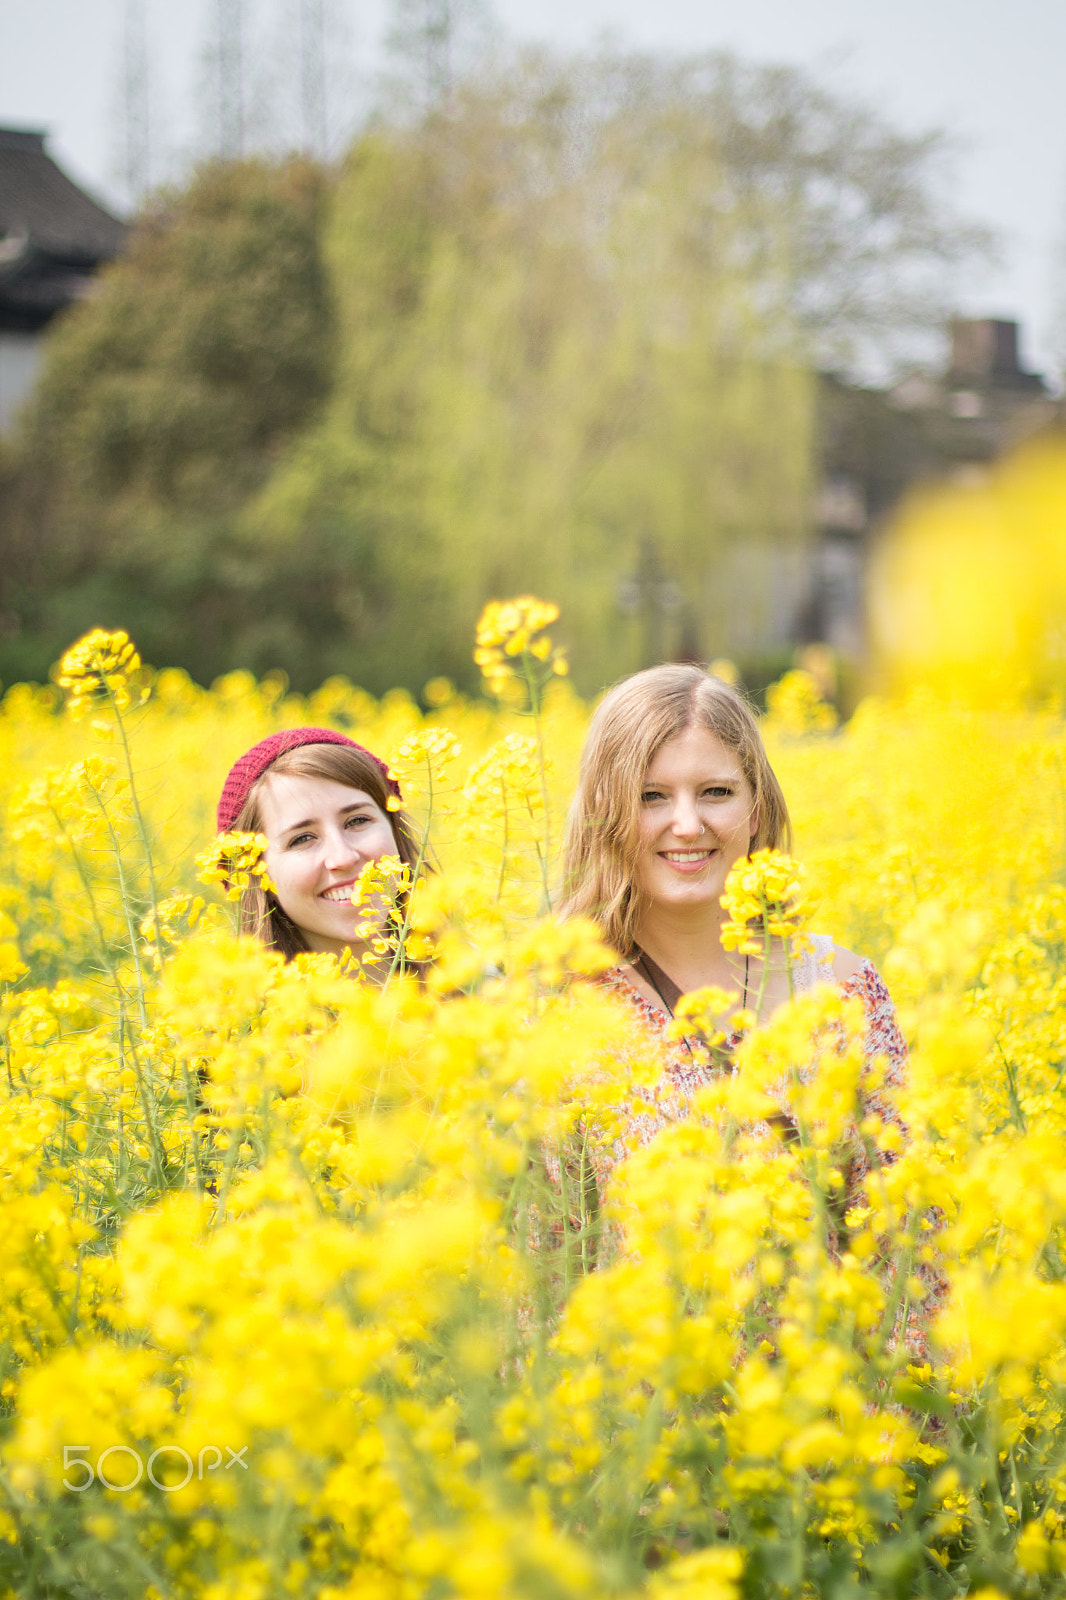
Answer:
598;934;908;1166
585;935;943;1354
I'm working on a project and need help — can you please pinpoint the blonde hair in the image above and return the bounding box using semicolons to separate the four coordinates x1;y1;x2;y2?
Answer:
559;664;791;954
232;743;421;962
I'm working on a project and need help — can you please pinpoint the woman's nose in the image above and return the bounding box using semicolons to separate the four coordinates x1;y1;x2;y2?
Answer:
669;796;703;838
323;828;360;868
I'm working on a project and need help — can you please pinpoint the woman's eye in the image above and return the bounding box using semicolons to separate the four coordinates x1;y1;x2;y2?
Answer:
641;790;664;804
705;786;733;798
286;832;314;848
345;813;373;829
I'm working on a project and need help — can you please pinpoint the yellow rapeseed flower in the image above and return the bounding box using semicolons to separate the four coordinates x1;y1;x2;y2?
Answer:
720;848;811;953
55;627;144;718
196;831;276;900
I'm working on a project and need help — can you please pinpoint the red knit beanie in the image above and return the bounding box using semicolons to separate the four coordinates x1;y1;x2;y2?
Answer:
216;728;401;834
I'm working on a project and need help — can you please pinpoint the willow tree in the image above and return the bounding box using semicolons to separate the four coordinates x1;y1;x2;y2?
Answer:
249;54;815;691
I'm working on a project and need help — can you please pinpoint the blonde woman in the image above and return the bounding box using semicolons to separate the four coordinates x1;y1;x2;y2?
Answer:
559;664;908;1176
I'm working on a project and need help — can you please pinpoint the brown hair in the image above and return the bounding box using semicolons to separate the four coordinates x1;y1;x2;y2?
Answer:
558;664;791;953
233;742;421;962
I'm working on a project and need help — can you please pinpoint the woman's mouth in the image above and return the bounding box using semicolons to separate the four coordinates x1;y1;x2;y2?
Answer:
660;849;714;872
319;881;357;903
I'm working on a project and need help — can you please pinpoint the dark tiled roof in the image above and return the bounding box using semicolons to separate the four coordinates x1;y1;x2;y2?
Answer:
0;127;127;331
0;127;127;259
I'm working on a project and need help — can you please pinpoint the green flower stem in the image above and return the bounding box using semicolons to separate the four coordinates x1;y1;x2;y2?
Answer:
121;1008;167;1193
521;652;554;915
51;809;127;1008
387;751;435;982
496;775;511;904
753;906;774;1021
179;1062;208;1199
103;675;164;958
87;782;149;1029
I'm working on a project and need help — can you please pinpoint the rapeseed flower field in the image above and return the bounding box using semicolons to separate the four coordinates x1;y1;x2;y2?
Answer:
4;446;1066;1599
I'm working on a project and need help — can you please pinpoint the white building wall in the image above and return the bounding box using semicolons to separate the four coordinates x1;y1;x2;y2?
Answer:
0;330;43;435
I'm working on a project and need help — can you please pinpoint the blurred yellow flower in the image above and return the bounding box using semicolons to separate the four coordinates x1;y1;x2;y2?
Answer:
474;596;568;698
55;627;144;718
720;848;811;953
196;831;276;900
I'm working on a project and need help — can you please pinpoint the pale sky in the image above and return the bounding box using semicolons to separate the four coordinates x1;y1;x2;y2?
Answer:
3;0;1064;379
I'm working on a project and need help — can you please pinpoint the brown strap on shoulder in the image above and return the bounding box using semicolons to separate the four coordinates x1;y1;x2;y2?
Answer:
630;945;684;1015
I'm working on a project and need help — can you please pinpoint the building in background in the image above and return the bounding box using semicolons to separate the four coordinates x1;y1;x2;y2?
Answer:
0;127;126;436
896;317;1056;471
807;318;1061;662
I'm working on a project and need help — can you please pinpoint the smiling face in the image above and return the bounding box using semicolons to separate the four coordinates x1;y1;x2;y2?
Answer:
634;723;758;920
257;771;398;957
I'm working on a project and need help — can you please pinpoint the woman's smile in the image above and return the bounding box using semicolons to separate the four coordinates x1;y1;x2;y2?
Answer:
659;847;716;871
319;879;358;903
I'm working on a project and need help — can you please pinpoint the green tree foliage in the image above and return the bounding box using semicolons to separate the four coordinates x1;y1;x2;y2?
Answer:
0;49;990;695
245;59;816;691
0;157;332;686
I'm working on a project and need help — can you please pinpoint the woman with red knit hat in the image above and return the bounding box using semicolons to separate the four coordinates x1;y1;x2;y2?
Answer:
216;728;420;968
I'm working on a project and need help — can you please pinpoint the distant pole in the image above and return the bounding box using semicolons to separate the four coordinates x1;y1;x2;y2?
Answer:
300;0;327;157
427;0;453;108
217;0;244;156
387;0;457;114
122;0;151;204
430;0;453;108
617;538;683;668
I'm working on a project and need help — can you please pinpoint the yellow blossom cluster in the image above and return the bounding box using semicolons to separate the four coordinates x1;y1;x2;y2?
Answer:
667;985;745;1053
764;667;838;735
474;596;569;701
5;528;1066;1595
720;847;811;954
196;832;276;901
54;627;144;718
